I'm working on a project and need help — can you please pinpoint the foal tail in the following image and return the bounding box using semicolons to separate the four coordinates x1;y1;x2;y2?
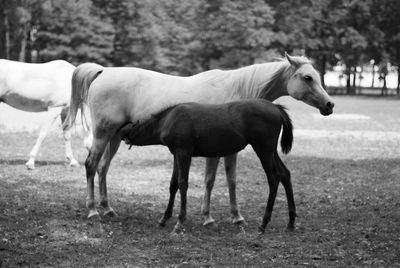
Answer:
63;63;104;131
276;104;293;154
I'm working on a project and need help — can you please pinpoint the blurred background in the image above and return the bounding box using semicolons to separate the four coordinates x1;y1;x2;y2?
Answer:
1;0;399;95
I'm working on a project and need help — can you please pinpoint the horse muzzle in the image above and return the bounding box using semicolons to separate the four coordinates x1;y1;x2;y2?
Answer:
319;101;334;116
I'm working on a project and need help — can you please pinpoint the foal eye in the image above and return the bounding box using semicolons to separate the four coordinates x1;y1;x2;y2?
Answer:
304;75;312;82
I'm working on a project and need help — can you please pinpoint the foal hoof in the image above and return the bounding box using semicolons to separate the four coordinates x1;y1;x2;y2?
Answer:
171;223;185;235
286;225;295;232
258;226;266;235
158;217;169;227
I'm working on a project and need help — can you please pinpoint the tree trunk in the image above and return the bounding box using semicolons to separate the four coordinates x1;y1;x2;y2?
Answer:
371;64;375;88
346;69;351;94
19;23;29;62
4;11;10;59
397;70;400;96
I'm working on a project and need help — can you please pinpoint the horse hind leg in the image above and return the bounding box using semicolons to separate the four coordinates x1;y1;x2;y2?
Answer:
97;132;122;217
159;157;179;227
224;153;245;226
85;129;115;218
201;157;220;228
60;107;80;167
26;107;62;169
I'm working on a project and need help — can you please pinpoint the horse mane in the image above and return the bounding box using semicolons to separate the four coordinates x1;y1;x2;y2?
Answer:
228;55;312;99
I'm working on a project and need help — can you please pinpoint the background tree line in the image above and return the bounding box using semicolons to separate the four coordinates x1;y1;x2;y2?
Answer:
1;0;399;93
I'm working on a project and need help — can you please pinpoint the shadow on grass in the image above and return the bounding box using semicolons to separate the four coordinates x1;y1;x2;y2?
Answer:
0;158;68;166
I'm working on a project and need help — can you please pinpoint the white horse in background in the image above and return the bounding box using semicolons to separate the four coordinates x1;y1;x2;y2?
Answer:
0;59;91;169
64;53;335;225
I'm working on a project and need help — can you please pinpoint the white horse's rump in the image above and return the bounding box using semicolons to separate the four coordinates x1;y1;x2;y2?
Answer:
0;59;90;169
64;54;334;223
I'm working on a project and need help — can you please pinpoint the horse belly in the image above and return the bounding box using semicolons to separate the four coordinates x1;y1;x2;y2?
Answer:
3;93;50;112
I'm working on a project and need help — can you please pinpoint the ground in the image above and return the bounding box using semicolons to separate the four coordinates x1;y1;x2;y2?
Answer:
0;96;399;267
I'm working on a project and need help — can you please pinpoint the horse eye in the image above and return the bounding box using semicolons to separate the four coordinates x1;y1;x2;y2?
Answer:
304;75;312;82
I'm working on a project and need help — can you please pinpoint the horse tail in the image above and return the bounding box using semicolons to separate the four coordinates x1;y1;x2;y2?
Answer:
275;104;293;154
63;63;104;131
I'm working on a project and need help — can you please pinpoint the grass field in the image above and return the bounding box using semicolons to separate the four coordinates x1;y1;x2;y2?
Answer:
0;96;399;267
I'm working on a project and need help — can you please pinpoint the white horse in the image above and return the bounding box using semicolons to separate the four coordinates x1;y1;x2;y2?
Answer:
0;59;91;169
63;53;334;223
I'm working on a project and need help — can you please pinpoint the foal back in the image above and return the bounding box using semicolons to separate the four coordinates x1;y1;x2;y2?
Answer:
159;100;286;157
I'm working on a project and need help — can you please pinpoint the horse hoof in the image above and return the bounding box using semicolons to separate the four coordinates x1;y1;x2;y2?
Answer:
258;226;266;234
70;161;80;168
103;208;118;218
88;210;100;219
203;219;218;229
233;218;247;226
25;162;35;170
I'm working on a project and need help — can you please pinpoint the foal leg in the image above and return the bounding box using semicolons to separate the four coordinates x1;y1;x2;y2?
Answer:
253;147;279;234
26;107;62;170
159;157;179;226
172;151;192;234
60;107;80;167
201;157;220;227
97;132;121;217
224;154;245;225
277;157;296;231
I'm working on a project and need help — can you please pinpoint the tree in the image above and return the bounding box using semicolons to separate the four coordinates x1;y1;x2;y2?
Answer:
35;0;114;65
194;0;276;70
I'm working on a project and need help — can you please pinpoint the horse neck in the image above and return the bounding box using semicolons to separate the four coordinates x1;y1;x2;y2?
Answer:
230;61;292;101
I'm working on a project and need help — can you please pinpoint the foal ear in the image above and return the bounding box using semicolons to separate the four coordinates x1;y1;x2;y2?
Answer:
285;52;301;69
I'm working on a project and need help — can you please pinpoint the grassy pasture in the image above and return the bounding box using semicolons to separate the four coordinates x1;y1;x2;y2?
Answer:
0;96;399;267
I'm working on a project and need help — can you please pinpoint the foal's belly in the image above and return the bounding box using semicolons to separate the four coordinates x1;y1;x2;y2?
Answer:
192;134;247;157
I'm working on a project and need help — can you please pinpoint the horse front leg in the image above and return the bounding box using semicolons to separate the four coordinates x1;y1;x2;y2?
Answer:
224;153;245;225
97;132;121;217
201;157;220;227
26;107;62;170
60;107;80;167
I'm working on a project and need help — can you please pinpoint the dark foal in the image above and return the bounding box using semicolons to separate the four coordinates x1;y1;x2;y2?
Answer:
120;99;295;234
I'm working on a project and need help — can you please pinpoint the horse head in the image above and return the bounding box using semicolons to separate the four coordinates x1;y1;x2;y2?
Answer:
285;53;334;116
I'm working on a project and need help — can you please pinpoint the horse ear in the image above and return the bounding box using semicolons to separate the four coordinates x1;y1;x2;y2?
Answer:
285;52;300;69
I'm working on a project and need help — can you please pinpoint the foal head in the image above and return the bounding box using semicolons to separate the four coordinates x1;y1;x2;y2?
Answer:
285;53;334;116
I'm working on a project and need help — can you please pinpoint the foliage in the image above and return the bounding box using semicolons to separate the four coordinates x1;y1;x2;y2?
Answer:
0;0;399;88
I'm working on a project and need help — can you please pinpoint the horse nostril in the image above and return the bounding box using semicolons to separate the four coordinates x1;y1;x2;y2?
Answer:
327;101;335;109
